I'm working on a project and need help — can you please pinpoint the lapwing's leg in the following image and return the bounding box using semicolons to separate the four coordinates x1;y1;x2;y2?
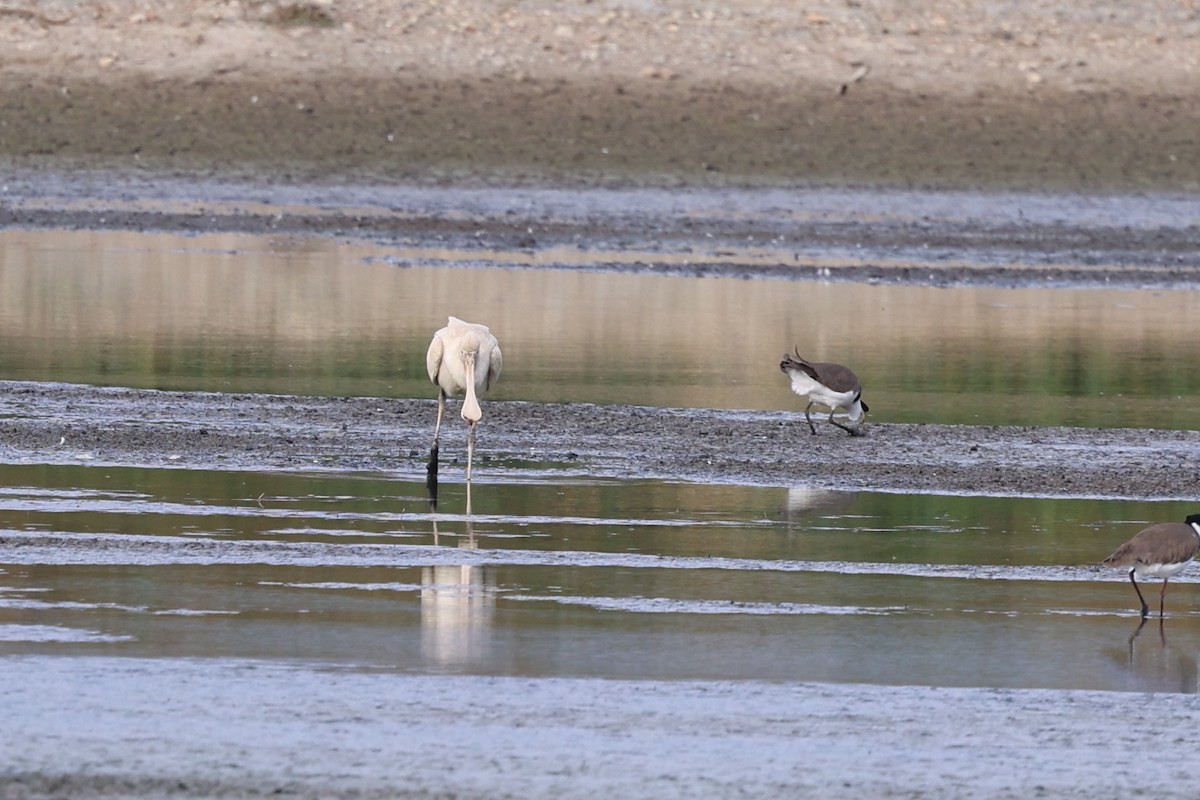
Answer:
1128;568;1149;618
827;409;861;437
804;402;817;435
1127;616;1148;657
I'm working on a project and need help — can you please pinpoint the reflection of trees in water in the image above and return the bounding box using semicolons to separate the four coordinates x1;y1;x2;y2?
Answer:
5;228;1200;425
1119;618;1199;694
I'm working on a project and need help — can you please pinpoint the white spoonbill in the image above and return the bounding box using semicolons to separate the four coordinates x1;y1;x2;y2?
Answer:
426;316;503;510
779;348;868;436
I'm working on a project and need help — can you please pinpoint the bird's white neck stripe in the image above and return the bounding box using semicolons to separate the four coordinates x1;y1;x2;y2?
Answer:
1191;522;1200;541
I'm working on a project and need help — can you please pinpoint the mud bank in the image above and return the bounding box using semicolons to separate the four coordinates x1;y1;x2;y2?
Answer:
6;655;1200;800
2;1;1200;192
3;175;1200;289
2;381;1197;501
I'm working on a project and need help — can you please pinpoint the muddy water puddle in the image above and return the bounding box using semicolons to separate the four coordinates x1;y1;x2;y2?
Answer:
2;463;1198;693
2;228;1200;428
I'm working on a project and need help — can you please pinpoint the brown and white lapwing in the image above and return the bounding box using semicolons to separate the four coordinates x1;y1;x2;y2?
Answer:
1103;513;1200;618
779;348;869;436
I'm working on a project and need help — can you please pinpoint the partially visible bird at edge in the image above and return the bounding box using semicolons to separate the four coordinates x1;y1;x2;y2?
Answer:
426;316;503;513
779;348;869;436
1103;513;1200;619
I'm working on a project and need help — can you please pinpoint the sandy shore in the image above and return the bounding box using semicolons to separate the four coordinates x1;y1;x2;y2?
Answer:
2;0;1200;191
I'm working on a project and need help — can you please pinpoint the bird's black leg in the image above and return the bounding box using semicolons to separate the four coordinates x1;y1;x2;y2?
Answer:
1127;616;1148;658
426;390;446;507
1129;569;1149;618
804;402;817;435
827;410;861;437
1159;579;1169;618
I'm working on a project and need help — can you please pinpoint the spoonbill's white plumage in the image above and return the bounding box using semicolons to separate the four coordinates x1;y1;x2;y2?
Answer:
1103;514;1200;618
779;349;868;436
426;316;502;511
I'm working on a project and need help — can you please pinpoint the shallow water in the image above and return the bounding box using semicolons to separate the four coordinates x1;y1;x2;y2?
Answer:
2;227;1200;429
2;463;1198;693
3;211;1200;697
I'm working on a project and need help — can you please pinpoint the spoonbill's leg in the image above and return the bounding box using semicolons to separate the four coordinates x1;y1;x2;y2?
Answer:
426;389;447;504
465;421;477;516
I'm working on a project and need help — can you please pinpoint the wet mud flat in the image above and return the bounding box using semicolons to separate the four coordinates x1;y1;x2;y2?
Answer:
2;380;1198;501
3;173;1200;288
5;655;1200;800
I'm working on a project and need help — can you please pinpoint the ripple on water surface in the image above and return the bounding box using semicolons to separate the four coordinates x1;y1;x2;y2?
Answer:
1;463;1198;693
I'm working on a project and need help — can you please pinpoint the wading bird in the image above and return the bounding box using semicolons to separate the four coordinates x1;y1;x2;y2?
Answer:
779;348;868;436
1103;514;1200;618
426;316;503;511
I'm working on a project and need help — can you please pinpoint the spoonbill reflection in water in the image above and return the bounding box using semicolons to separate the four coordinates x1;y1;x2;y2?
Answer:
426;316;503;512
